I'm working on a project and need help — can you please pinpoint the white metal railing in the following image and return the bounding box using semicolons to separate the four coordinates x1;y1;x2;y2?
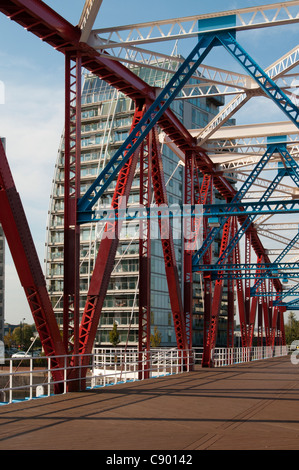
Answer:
209;345;288;367
0;345;288;405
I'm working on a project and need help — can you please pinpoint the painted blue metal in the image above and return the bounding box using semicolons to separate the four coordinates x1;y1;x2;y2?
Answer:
198;15;236;45
251;230;299;295
274;298;299;310
217;32;299;127
201;199;299;217
205;271;299;281
214;168;287;267
192;145;279;267
77;197;299;225
199;261;299;272
77;33;217;221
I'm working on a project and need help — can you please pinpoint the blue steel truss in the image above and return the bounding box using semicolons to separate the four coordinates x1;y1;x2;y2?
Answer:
217;32;299;127
251;230;299;295
206;272;299;281
77;27;299;223
214;168;288;267
192;145;281;268
199;261;299;272
200;199;299;218
76;33;217;221
274;298;299;310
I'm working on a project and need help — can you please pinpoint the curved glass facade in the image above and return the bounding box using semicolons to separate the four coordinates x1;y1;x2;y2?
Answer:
45;67;231;347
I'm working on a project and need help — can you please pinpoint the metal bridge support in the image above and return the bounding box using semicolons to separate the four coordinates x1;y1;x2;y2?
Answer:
201;217;232;367
64;53;82;362
0;140;66;392
184;151;195;354
151;127;189;364
138;131;152;379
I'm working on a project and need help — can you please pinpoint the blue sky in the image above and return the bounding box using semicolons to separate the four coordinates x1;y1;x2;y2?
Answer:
0;0;298;324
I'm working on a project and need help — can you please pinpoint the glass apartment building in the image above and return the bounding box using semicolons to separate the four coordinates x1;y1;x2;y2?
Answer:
45;65;233;348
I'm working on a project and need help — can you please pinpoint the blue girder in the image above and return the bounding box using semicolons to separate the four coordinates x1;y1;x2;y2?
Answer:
251;230;299;295
192;145;281;268
201;199;299;217
77;33;217;222
204;271;299;281
199;261;299;272
217;32;299;127
77;28;299;224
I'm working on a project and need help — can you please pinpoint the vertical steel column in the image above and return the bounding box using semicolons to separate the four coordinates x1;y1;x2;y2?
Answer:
76;105;145;369
64;53;82;361
227;241;235;349
262;281;271;346
234;220;247;347
202;217;232;367
200;175;213;364
138;131;152;379
247;255;262;348
257;301;263;347
183;151;194;352
151;127;188;358
245;232;251;325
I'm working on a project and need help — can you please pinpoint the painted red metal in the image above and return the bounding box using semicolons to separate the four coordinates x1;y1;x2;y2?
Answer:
77;105;145;365
151;127;188;354
138;130;152;379
63;53;82;357
0;0;281;287
202;217;232;367
184;151;195;351
0;0;286;377
0;139;66;391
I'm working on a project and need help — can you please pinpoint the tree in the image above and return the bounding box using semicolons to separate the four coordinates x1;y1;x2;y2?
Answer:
12;324;35;350
284;312;299;345
109;322;120;347
150;326;162;347
4;329;14;349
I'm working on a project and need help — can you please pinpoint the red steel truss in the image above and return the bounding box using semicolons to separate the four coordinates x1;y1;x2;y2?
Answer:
0;0;287;388
0;140;66;392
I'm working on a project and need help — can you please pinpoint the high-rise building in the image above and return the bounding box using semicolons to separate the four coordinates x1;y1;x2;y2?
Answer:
45;66;232;348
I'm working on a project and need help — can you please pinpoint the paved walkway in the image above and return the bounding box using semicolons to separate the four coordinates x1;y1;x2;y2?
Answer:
0;355;298;450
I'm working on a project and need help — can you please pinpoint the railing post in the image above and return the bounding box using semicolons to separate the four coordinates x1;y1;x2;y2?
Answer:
9;360;12;404
47;357;51;397
29;357;33;400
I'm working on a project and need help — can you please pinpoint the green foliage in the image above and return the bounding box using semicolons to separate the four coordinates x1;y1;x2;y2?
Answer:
4;323;41;351
109;322;120;347
150;326;162;347
284;312;299;344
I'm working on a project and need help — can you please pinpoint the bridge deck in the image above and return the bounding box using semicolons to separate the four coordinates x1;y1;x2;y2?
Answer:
0;355;298;451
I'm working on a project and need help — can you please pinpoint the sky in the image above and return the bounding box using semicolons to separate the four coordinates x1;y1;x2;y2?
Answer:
0;0;298;325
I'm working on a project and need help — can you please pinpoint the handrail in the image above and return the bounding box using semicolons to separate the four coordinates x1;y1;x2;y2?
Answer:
0;346;288;405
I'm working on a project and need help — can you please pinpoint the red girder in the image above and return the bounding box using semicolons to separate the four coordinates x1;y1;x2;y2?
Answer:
63;53;82;356
77;105;145;363
202;217;233;367
138;131;152;379
0;0;282;292
184;151;195;350
151;127;188;353
0;0;285;368
0;140;66;390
